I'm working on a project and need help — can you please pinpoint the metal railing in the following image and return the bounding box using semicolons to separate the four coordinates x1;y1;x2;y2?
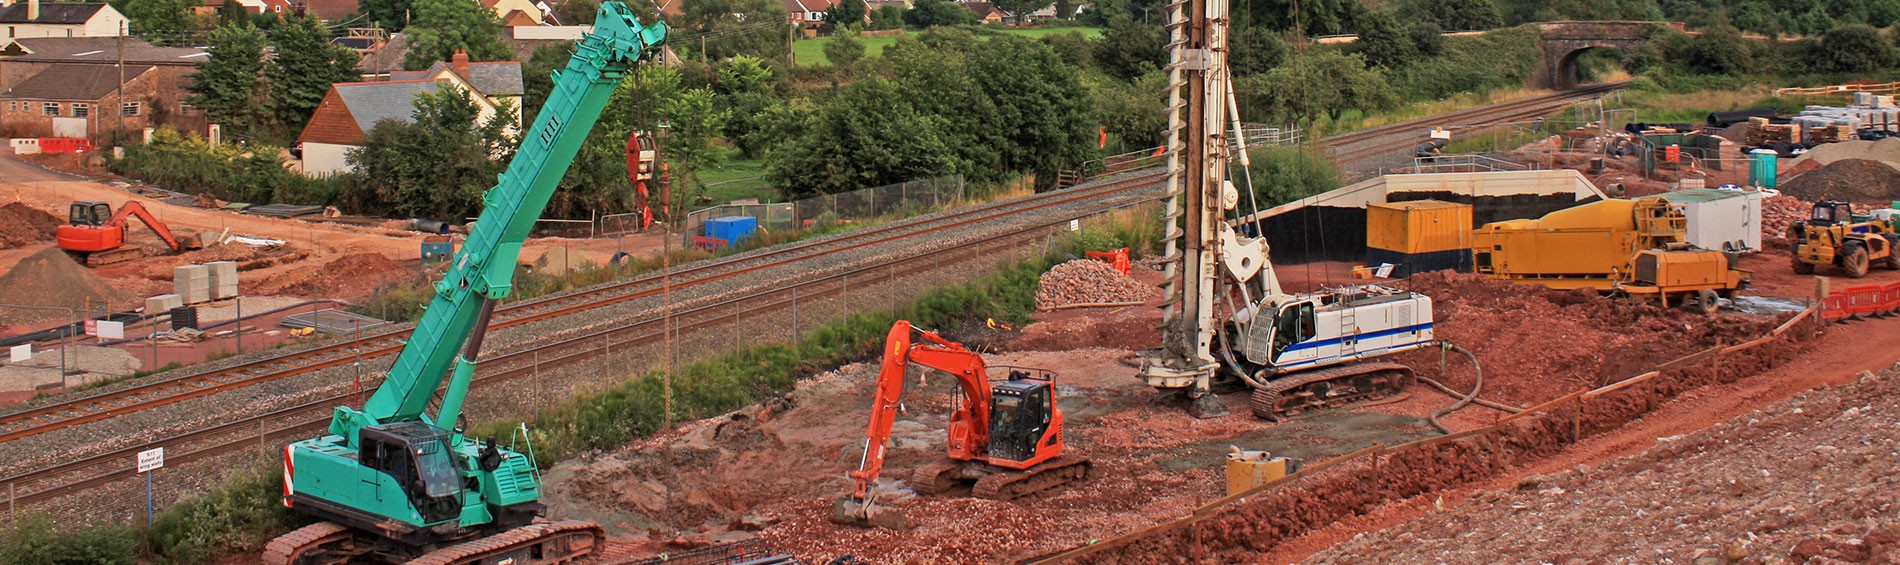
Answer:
680;175;966;244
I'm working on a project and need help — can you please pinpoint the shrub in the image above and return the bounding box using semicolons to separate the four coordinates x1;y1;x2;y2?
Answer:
147;466;312;564
110;128;342;207
0;514;140;565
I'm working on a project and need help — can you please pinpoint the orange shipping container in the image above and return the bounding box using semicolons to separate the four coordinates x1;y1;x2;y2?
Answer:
1366;200;1473;254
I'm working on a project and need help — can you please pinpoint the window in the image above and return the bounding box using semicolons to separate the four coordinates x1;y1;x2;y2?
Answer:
122;101;141;116
42;102;58;117
71;103;88;118
179;102;196;115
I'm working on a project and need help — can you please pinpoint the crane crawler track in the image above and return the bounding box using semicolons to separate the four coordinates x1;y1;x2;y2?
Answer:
1250;362;1413;421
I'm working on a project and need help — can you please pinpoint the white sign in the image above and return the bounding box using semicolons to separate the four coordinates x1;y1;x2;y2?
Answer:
83;319;97;336
137;447;164;473
1374;263;1396;278
1069;219;1080;232
97;320;124;340
8;344;29;363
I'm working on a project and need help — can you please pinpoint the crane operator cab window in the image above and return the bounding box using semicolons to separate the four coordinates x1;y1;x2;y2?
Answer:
357;422;464;524
69;201;109;227
1271;302;1317;358
988;379;1054;463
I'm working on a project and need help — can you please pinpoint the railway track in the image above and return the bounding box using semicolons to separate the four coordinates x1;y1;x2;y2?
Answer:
1323;81;1628;167
0;172;1166;447
0;179;1167;512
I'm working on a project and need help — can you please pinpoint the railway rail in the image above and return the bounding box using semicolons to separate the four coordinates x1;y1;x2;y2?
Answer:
1;83;1622;520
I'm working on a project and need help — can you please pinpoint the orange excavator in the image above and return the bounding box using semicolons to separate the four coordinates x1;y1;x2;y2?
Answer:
56;200;199;266
832;321;1091;529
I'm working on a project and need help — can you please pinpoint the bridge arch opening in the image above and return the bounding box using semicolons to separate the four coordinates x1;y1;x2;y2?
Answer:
1554;45;1632;89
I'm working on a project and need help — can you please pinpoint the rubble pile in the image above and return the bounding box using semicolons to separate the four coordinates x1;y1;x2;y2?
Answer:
1034;259;1155;310
1762;195;1809;246
0;202;60;249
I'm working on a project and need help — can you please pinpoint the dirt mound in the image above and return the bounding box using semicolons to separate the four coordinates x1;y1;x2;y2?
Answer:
1394;271;1777;407
252;252;413;299
0;247;127;325
1791;137;1900;168
0;202;60;249
1779;158;1900;202
1035;260;1155;310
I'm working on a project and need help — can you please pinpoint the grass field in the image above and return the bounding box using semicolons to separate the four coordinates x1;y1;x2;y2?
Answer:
793;25;1104;67
690;147;777;205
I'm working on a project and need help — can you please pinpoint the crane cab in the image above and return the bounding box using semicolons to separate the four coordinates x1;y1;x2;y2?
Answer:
69;201;112;226
986;371;1063;467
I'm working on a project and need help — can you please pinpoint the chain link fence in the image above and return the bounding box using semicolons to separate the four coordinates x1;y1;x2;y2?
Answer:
680;175;966;244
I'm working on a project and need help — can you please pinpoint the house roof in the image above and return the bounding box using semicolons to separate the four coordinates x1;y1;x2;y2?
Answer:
783;0;835;12
0;3;108;24
6;37;207;65
963;2;1006;18
2;63;153;101
299;79;439;145
295;0;359;21
390;60;524;97
353;33;409;76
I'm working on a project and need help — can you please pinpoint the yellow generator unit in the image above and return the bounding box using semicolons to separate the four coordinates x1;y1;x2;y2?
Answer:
1471;197;1748;313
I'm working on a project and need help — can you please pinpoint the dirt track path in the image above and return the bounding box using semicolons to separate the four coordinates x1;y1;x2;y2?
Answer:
1265;314;1900;564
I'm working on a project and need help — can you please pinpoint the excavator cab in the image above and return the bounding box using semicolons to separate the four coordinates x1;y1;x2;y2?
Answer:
987;376;1055;463
69;201;111;227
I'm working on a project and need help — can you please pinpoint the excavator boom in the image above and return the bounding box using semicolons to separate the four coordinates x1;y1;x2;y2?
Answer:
110;201;185;253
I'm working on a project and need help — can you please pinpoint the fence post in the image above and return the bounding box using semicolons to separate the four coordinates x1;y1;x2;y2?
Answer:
791;285;799;347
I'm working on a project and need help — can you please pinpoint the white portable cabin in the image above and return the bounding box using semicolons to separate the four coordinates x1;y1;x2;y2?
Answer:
1238;286;1435;375
1667;188;1763;253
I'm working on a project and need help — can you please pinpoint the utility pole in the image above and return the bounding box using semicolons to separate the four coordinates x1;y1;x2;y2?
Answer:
117;20;125;137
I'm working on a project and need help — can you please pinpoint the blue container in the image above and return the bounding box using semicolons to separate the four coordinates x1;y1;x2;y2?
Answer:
705;216;758;246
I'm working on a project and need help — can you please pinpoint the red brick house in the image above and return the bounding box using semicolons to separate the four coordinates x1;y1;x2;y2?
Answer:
0;62;157;138
0;37;205;137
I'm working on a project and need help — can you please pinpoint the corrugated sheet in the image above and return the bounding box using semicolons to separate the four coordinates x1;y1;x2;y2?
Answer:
1366;199;1472;254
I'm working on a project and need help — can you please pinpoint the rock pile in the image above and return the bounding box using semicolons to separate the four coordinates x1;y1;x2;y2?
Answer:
1762;195;1808;246
1034;259;1155;310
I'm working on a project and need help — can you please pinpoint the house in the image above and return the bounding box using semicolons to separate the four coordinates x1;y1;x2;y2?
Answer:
0;37;206;128
0;0;128;43
335;28;411;79
783;0;833;28
387;51;524;115
298;53;516;176
0;62;157;138
291;0;358;22
961;2;1008;23
194;0;295;18
482;0;549;26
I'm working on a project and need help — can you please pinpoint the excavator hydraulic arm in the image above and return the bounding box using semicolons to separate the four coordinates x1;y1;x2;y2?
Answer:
108;201;186;253
847;321;993;501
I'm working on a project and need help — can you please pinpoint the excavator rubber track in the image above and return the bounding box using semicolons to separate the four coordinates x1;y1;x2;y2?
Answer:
1250;362;1413;421
970;455;1091;502
405;519;604;565
83;247;145;267
910;461;962;495
261;521;358;565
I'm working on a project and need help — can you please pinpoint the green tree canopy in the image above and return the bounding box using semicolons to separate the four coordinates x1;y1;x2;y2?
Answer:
1093;17;1166;80
217;0;249;26
266;16;363;132
886;34;1004;181
1682;24;1750;74
969;36;1093;188
1424;0;1501;30
825;0;867;30
1354;8;1417;68
185;25;268;133
403;0;511;70
118;0;192;41
1813;23;1891;72
348;88;511;220
869;5;905;29
904;0;977;27
823;28;867;67
766;78;954;198
1239;50;1394;126
357;0;413;30
680;0;788;61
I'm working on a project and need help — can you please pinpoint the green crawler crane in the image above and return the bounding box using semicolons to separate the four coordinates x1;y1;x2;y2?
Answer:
264;6;665;564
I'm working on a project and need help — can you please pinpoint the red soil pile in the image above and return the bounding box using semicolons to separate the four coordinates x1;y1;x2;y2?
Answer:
252;252;414;299
0;202;60;249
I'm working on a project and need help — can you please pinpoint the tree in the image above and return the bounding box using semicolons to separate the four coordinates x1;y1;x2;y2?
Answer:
357;0;412;30
1408;21;1445;57
993;0;1052;24
1089;71;1167;151
216;0;249;27
186;25;268;133
1093;17;1166;80
1353;9;1416;69
766;78;954;198
1426;0;1500;30
825;0;867;30
1242;146;1340;206
824;28;866;67
1729;1;1779;36
969;36;1093;189
886;35;1005;181
657;88;726;202
403;0;511;70
1870;0;1900;27
266;16;362;132
1041;31;1094;68
120;0;193;41
869;5;905;29
1682;24;1749;74
348;88;504;220
555;0;600;25
680;0;788;62
1239;50;1393;126
904;0;977;27
1814;23;1892;72
1793;7;1838;37
1230;26;1286;76
520;43;572;126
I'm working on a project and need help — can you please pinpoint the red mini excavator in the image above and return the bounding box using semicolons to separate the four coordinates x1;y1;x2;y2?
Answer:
56;200;199;266
832;321;1091;529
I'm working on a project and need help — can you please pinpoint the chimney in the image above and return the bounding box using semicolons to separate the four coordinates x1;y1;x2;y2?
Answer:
451;49;469;77
26;0;37;22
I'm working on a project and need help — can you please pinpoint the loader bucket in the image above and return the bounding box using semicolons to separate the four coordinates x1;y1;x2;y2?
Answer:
830;497;911;530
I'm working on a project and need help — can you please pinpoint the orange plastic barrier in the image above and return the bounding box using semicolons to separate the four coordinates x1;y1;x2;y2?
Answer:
38;138;92;154
1821;280;1900;321
1085;247;1131;275
689;235;728;252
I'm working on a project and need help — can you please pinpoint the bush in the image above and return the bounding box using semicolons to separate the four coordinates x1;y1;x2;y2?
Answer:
1243;146;1341;207
0;514;140;565
147;466;312;564
111;128;343;207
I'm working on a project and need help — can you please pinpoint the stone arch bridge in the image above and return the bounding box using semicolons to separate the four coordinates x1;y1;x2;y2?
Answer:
1534;21;1687;89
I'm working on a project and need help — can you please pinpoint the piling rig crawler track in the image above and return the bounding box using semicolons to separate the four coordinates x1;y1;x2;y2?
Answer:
833;321;1091;529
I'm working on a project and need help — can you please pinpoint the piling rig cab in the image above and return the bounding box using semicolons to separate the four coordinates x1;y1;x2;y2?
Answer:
833;321;1091;529
265;7;667;564
1135;0;1435;419
1791;200;1900;278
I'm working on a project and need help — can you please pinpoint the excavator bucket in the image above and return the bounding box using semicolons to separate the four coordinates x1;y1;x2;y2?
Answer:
830;497;911;530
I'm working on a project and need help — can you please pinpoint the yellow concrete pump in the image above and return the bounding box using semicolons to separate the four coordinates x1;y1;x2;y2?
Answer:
1471;196;1749;313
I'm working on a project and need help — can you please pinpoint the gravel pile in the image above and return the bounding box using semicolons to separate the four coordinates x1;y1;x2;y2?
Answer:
1779;159;1900;202
1034;259;1156;310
